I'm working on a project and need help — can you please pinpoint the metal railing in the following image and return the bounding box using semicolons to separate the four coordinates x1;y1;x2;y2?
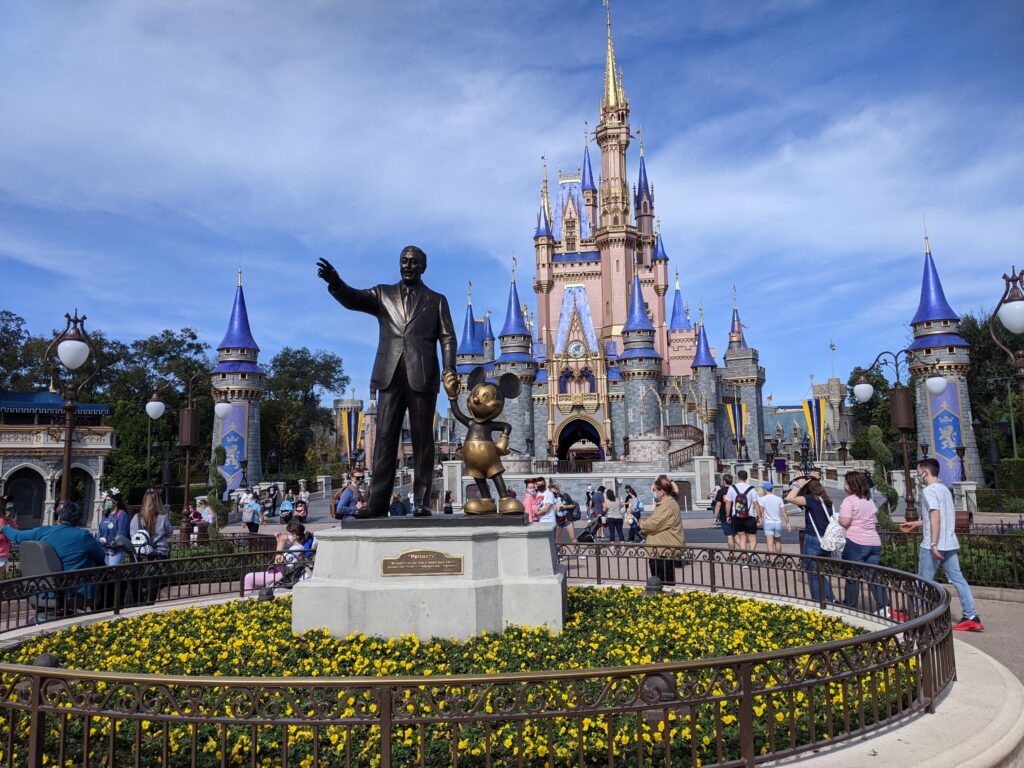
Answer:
880;530;1024;589
0;544;955;768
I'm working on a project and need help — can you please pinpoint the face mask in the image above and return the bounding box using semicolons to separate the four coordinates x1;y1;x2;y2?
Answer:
103;501;114;512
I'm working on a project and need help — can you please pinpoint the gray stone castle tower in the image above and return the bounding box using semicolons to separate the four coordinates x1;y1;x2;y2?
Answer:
210;272;266;491
907;235;982;485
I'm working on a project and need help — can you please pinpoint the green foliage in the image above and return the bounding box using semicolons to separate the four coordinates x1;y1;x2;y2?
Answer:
975;488;1024;514
850;426;898;514
881;533;1024;588
996;458;1024;494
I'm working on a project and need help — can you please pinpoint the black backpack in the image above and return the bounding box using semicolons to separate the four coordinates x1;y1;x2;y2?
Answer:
733;485;754;519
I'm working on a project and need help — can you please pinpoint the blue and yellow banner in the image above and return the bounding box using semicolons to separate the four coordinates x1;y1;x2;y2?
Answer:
802;397;827;460
339;407;364;462
726;401;747;437
927;384;963;487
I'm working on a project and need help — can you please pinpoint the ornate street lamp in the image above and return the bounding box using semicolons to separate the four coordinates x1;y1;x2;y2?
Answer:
853;349;949;521
240;459;249;489
799;434;811;474
268;448;280;480
145;373;207;513
43;311;102;504
990;267;1024;444
955;446;967;481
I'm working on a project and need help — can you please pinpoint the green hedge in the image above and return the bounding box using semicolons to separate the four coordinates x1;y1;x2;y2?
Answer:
976;488;1024;514
881;533;1024;588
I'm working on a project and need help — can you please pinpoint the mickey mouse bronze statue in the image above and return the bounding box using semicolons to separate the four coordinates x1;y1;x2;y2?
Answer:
446;366;524;515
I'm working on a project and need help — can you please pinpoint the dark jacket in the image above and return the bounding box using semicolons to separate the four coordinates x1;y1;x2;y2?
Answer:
328;280;457;393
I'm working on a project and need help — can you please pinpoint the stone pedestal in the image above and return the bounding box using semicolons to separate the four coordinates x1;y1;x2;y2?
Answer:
317;475;332;496
292;519;566;640
693;456;716;507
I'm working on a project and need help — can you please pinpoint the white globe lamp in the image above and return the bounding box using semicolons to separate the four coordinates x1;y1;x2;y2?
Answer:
925;375;948;396
56;338;90;370
853;379;875;403
215;400;233;419
997;298;1024;335
145;394;166;420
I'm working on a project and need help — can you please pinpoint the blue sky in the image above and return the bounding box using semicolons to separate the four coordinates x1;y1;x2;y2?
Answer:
2;0;1022;405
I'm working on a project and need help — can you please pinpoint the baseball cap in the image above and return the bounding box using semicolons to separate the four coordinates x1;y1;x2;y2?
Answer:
762;482;774;491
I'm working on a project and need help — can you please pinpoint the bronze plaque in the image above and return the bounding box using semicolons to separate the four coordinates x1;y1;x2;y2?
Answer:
381;549;464;577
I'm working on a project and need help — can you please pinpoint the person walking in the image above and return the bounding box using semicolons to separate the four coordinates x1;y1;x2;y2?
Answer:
550;483;578;544
624;485;644;542
901;458;983;631
837;471;893;616
0;495;16;579
534;477;556;524
591;485;608;541
755;483;789;554
785;476;838;604
713;474;736;552
266;482;279;518
96;489;132;565
130;491;174;560
334;476;365;520
725;470;758;557
443;490;454;515
640;475;686;586
605;487;625;542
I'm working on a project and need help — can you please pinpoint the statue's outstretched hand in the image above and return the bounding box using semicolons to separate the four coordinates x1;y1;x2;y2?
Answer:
443;369;459;399
317;258;341;290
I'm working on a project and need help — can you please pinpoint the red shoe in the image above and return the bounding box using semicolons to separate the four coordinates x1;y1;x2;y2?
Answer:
952;615;984;632
890;609;909;622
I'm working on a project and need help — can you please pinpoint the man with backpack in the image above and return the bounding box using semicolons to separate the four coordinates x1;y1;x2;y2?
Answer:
725;469;758;558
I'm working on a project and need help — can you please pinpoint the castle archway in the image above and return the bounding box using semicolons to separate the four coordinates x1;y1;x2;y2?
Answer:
4;466;46;530
555;418;605;461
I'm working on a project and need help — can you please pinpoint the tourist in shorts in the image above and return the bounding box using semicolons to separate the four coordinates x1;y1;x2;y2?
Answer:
713;475;735;551
725;470;758;556
755;483;789;554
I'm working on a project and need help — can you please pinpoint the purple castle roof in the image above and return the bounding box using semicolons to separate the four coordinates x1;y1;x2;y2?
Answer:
217;285;259;352
499;278;531;338
622;273;655;332
669;286;690;331
581;144;596;192
911;245;960;325
692;322;717;368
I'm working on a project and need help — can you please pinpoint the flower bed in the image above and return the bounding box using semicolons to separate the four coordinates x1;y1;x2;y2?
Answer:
1;588;917;768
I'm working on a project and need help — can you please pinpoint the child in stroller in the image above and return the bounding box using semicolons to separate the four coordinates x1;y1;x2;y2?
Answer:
260;491;275;520
292;499;308;524
279;496;295;523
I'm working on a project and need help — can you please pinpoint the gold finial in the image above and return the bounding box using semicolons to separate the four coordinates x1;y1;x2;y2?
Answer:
468;280;473;305
602;0;619;111
699;302;704;325
237;267;242;287
541;156;552;223
638;128;645;156
675;269;680;292
923;213;931;256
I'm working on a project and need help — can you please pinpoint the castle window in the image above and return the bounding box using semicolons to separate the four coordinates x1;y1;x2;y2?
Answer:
925;322;933;328
616;259;620;272
240;374;247;379
613;215;620;226
947;346;955;354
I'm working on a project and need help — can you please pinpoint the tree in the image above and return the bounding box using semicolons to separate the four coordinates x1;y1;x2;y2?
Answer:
262;347;349;473
846;366;900;459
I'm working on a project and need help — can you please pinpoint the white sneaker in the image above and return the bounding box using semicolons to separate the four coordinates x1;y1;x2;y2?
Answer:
875;607;892;619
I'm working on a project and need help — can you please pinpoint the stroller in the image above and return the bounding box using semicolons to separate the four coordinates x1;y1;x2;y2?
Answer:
279;499;295;524
260;495;276;520
292;500;308;524
576;518;602;544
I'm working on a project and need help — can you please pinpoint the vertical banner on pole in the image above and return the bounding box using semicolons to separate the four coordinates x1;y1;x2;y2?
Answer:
802;398;827;461
927;384;964;487
217;403;248;491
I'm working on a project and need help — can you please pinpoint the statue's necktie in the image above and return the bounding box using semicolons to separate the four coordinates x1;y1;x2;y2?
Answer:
403;287;415;317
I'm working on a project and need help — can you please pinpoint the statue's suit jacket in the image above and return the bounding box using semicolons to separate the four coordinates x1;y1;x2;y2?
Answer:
329;279;457;393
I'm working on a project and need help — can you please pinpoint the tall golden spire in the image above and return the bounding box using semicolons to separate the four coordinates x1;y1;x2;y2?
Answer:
541;157;552;224
602;0;620;111
923;213;932;255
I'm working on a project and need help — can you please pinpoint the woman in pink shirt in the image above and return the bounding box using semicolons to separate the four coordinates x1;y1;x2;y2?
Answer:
838;471;891;616
522;478;539;524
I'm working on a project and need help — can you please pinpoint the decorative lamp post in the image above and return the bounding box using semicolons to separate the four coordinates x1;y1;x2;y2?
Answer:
268;448;280;480
838;441;848;464
990;267;1024;446
145;391;166;486
955;446;967;481
852;349;949;521
920;443;930;458
43;311;102;505
240;459;249;489
799;434;811;474
145;373;206;514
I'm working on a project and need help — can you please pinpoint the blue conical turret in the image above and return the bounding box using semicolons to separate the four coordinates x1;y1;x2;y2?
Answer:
692;309;717;369
483;312;494;341
457;301;477;356
728;300;747;350
669;272;691;331
218;273;259;351
911;235;960;325
635;148;651;210
499;276;531;338
653;231;669;261
534;201;551;238
581;144;596;192
622;272;654;333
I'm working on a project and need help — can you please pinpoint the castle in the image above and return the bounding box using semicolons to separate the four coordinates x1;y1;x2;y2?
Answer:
449;6;766;467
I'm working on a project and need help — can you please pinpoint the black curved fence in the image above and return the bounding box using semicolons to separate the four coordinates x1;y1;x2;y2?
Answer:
0;544;955;768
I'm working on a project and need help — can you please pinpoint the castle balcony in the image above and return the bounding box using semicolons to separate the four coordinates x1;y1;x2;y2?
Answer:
0;424;115;456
